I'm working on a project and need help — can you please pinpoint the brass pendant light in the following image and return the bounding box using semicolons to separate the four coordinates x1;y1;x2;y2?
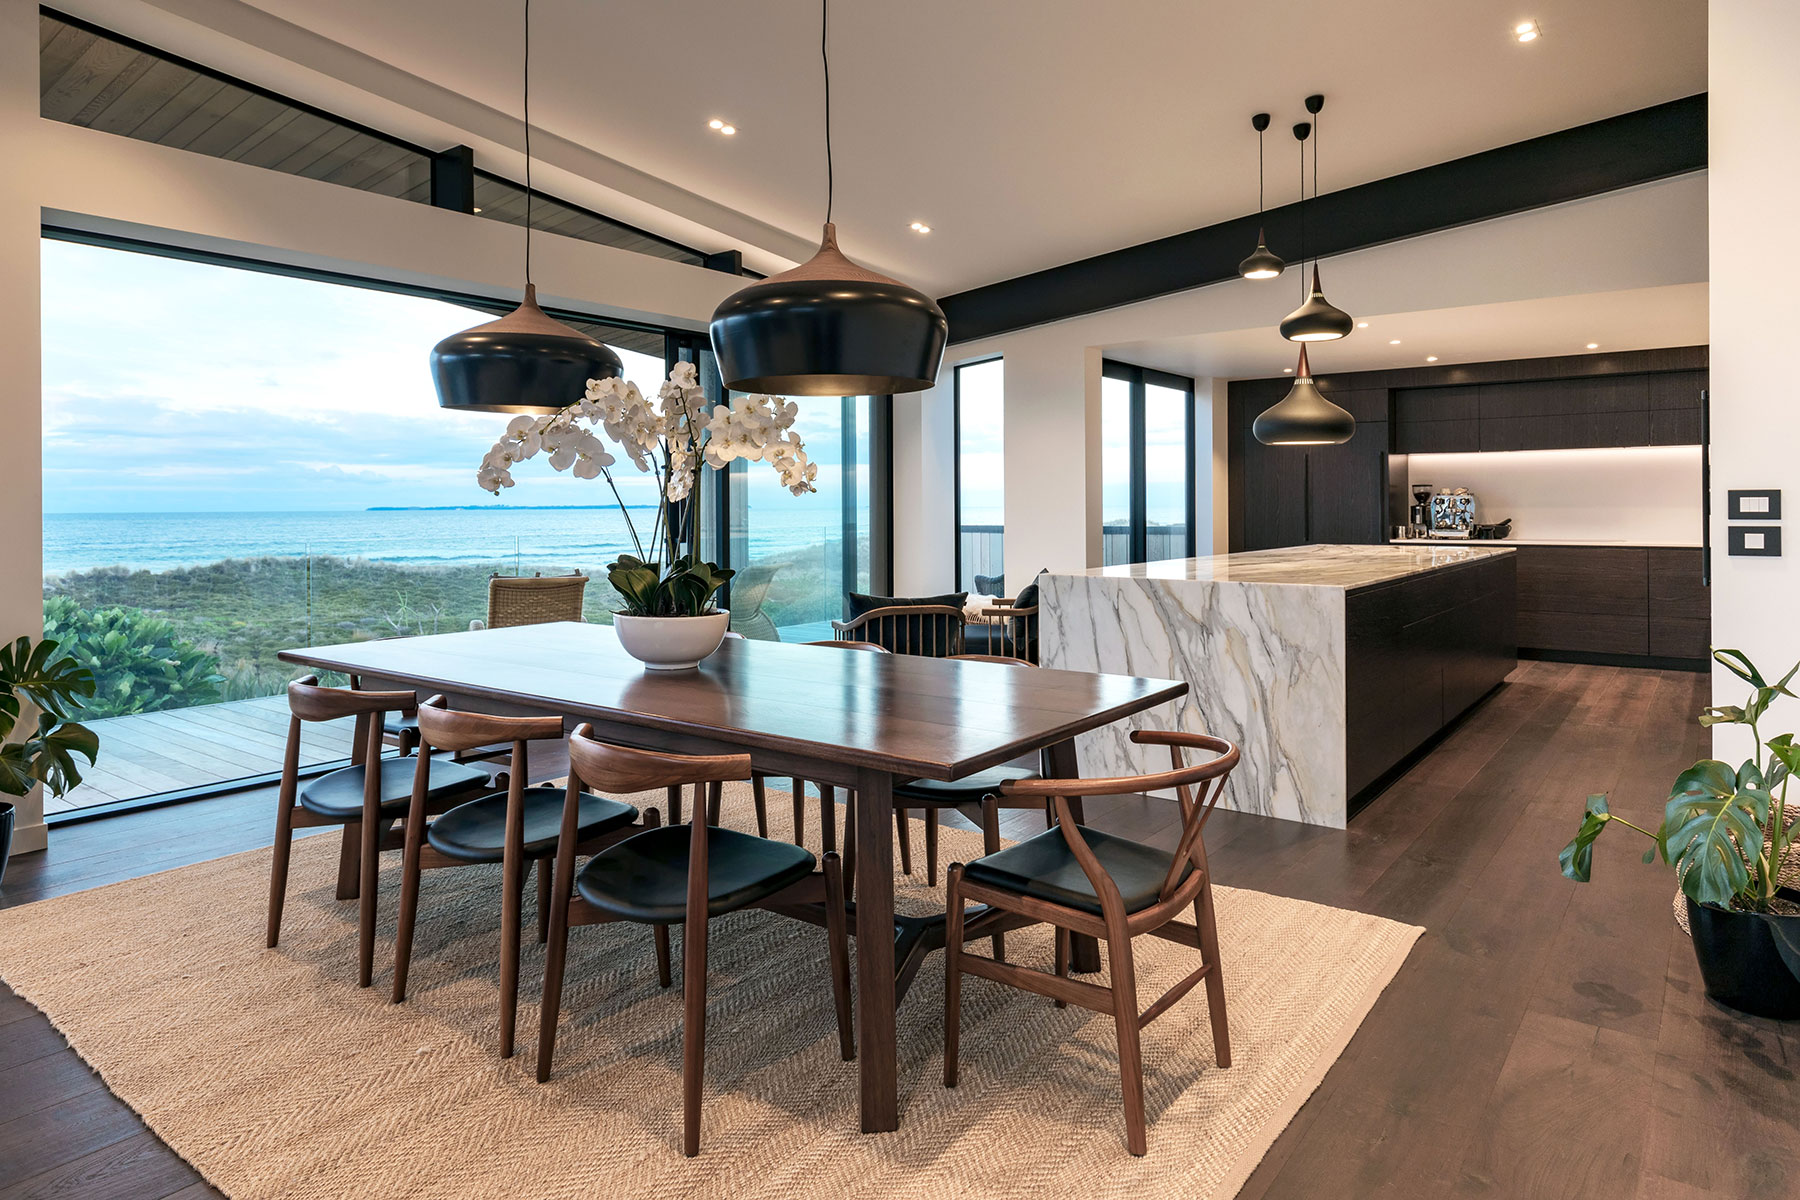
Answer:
1279;96;1355;343
1238;113;1285;280
709;0;948;395
432;0;621;413
1252;345;1355;445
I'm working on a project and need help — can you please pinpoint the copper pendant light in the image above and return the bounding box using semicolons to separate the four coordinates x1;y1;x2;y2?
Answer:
1253;345;1355;445
432;0;621;414
1238;113;1285;280
1279;97;1355;343
709;0;947;396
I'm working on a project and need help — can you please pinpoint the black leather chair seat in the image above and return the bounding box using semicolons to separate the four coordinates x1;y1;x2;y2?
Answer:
298;756;489;820
426;788;639;863
962;826;1188;917
896;764;1039;804
576;826;816;925
384;713;419;738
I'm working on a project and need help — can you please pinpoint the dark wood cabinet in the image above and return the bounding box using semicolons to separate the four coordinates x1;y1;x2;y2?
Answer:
1345;555;1516;803
1306;424;1389;544
1511;544;1707;666
1391;368;1704;454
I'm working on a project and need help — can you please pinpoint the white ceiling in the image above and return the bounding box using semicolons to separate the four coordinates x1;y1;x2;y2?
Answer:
95;0;1707;295
1105;283;1710;380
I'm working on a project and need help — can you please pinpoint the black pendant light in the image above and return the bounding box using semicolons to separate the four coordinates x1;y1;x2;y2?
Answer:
709;0;947;395
431;0;621;414
1252;345;1355;445
1279;96;1355;343
1238;113;1285;281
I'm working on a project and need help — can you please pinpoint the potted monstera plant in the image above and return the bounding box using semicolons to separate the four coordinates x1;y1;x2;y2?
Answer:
477;361;815;669
1560;648;1800;1018
0;635;100;886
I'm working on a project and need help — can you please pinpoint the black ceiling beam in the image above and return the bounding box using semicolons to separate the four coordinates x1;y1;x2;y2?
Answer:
938;93;1707;345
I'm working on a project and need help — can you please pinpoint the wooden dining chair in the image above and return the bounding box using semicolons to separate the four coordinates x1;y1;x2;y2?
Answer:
266;676;492;988
538;727;853;1157
390;698;647;1059
943;730;1242;1156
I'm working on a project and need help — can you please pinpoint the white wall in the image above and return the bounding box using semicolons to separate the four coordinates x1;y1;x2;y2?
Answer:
1709;0;1800;758
1405;447;1704;545
898;173;1709;593
2;0;45;854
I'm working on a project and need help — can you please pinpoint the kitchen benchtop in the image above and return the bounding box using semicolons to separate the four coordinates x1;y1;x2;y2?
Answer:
1055;543;1514;591
1388;538;1703;549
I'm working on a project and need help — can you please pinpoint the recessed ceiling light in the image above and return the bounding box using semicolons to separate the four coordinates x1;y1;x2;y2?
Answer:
1389;339;1402;345
909;221;932;234
472;206;483;213
1586;342;1600;349
709;118;723;129
1283;367;1294;373
1515;19;1541;42
709;118;736;135
1356;321;1369;329
1426;356;1439;362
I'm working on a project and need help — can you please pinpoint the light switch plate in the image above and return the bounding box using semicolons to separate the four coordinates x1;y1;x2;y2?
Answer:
1728;525;1783;557
1727;489;1782;520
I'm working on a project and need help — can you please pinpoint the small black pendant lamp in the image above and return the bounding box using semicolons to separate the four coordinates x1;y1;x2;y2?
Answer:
1253;345;1355;445
432;0;621;414
1279;97;1355;343
709;0;947;395
1238;113;1285;280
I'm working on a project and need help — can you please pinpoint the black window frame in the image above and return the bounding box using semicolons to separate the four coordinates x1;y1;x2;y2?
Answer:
1101;360;1199;565
951;356;1005;592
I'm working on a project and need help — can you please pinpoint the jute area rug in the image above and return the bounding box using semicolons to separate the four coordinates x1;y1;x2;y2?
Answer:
0;783;1420;1200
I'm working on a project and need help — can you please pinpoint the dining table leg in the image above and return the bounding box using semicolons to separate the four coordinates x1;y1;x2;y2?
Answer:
852;766;898;1133
1045;739;1102;973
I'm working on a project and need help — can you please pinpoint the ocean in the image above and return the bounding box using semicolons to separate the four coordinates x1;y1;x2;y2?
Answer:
43;508;850;576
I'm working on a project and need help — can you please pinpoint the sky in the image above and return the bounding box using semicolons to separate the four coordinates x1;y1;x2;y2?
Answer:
40;238;856;517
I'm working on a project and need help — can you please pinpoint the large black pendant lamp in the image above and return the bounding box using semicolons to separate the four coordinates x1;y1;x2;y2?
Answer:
1238;113;1284;280
431;0;621;413
1279;97;1355;343
709;0;947;395
1252;345;1355;445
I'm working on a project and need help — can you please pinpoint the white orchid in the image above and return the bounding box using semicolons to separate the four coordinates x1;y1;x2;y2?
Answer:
475;363;818;565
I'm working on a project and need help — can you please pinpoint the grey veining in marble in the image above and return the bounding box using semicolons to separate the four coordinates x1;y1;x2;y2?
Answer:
1041;544;1509;828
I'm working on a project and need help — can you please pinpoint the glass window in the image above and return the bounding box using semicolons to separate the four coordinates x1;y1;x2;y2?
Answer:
1101;362;1196;565
724;396;874;642
1101;374;1133;566
39;237;671;814
954;359;1005;593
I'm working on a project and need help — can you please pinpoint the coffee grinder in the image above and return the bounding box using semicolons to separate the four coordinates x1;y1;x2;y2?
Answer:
1410;484;1433;538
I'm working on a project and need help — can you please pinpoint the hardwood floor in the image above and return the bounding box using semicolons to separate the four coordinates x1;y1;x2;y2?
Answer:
2;660;1794;1198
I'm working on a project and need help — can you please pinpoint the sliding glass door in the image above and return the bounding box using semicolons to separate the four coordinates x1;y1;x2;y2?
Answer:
1101;361;1197;566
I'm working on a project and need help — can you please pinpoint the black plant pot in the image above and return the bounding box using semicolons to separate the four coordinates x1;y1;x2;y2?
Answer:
0;800;14;891
1686;891;1800;1020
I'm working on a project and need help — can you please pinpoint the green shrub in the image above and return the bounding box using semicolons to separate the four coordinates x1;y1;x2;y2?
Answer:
42;596;226;718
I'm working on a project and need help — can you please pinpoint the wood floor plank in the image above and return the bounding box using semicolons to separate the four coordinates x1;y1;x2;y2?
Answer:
0;1130;205;1200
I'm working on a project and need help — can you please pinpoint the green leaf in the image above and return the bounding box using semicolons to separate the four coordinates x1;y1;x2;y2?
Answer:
1664;760;1769;907
0;741;35;796
1714;648;1766;688
0;635;96;720
1700;705;1747;728
30;717;99;797
1560;793;1613;884
1768;733;1800;787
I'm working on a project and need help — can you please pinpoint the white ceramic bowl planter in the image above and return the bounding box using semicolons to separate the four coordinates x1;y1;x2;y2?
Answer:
613;611;730;671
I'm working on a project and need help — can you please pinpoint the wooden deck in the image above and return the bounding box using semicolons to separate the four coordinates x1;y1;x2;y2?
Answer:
53;697;353;814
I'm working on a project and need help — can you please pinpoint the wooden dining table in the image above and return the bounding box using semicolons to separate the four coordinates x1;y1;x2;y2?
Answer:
280;622;1186;1132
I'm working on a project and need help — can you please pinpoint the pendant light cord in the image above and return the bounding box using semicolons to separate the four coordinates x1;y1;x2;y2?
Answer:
822;0;833;225
1257;127;1264;215
1298;127;1307;299
523;0;533;286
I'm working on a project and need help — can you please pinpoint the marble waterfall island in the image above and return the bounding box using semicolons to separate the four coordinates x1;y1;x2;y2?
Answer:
1040;544;1517;827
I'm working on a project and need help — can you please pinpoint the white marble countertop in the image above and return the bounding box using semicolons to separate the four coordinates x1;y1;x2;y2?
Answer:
1054;543;1514;591
1388;538;1702;549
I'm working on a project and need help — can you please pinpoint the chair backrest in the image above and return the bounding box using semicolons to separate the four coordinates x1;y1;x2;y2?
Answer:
565;723;752;795
413;694;564;754
803;639;891;653
973;572;1005;597
833;604;965;656
487;573;588;629
1002;730;1240;909
948;652;1034;666
288;674;416;723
